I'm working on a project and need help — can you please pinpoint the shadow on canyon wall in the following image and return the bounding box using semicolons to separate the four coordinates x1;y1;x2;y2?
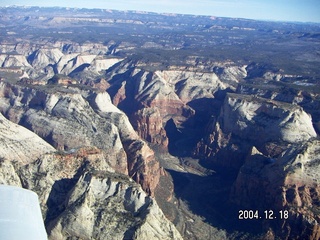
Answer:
166;168;265;235
163;94;267;235
165;97;223;157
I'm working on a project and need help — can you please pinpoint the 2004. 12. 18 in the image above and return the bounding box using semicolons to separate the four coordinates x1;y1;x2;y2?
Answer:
238;210;289;220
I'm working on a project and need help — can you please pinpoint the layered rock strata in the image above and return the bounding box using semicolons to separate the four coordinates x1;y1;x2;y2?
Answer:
0;113;54;165
193;92;319;238
195;93;317;169
0;81;160;196
0;85;182;239
231;141;320;239
107;62;246;149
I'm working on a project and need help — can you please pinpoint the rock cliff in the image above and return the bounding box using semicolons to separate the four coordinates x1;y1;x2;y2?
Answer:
237;82;320;134
107;61;245;149
231;140;320;239
0;83;182;239
192;91;319;238
195;93;317;169
0;81;160;196
0;112;54;165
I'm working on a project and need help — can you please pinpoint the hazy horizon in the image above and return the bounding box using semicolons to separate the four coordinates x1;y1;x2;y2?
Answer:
1;0;320;23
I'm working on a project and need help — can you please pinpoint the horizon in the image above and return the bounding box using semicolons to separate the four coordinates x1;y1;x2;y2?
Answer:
1;0;320;23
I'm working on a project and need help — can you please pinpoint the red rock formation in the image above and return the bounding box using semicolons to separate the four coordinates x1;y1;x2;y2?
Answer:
0;81;161;196
108;67;194;150
123;140;160;196
112;81;127;107
131;108;168;149
88;78;110;91
231;141;320;239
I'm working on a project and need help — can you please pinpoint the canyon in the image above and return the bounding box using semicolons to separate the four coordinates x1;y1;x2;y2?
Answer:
0;6;319;239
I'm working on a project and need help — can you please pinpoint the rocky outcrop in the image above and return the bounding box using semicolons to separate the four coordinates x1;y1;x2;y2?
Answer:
0;112;54;165
221;94;316;144
46;170;182;240
192;91;319;239
0;81;160;196
0;111;53;186
106;62;247;149
0;54;32;68
132;108;169;149
231;140;320;239
0;81;182;239
28;48;64;69
0;145;182;239
195;93;317;169
237;82;320;134
154;70;228;103
30;151;180;240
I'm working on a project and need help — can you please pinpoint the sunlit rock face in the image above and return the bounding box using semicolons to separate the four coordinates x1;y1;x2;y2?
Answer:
195;93;317;169
221;93;316;144
131;108;169;149
0;145;182;240
46;171;182;240
0;111;54;186
0;81;160;196
0;112;54;165
236;83;320;135
106;61;246;150
0;78;181;239
231;140;320;240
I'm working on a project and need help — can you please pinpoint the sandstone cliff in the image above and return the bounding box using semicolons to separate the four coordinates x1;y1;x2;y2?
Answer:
193;91;319;238
231;140;320;239
107;61;246;150
237;82;320;134
0;84;182;239
0;112;54;165
195;93;317;169
0;81;160;196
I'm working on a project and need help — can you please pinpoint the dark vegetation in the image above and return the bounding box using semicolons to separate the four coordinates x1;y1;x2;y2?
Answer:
1;6;320;78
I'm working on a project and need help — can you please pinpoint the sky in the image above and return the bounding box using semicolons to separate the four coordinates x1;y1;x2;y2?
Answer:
1;0;320;23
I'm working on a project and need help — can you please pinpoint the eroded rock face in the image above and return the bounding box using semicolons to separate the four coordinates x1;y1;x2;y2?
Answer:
222;93;316;144
0;145;181;240
106;62;246;150
154;70;228;103
107;65;194;149
231;140;320;239
0;112;54;165
237;83;320;134
195;93;317;169
0;91;181;239
131;108;168;149
47;171;182;240
0;81;160;195
0;41;123;81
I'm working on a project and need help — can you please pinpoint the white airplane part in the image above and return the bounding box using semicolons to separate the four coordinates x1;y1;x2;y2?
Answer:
0;185;47;240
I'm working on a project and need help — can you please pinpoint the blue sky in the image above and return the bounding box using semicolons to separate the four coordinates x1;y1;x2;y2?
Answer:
1;0;320;23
